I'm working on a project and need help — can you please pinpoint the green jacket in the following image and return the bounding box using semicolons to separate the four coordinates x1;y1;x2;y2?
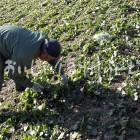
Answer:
0;25;45;88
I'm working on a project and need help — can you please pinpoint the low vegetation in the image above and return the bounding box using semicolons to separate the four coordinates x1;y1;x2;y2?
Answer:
0;0;139;139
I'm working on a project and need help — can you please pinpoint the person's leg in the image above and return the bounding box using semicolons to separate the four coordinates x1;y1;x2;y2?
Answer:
0;55;4;91
8;70;27;92
8;67;33;92
14;80;26;92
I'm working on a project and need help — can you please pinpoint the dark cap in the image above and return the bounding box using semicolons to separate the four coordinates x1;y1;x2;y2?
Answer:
42;39;61;58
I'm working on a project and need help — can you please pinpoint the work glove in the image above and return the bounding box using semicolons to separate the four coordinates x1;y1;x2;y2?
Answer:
32;82;44;93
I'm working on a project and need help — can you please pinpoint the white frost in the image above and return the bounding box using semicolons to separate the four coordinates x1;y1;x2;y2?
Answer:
93;32;112;44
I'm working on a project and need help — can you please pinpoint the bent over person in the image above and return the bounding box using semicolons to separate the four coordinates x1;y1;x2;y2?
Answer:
0;25;68;92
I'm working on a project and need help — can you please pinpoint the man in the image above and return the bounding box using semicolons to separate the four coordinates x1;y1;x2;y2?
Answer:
0;25;68;93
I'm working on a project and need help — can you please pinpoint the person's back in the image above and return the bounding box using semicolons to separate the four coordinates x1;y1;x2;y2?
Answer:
0;25;45;67
0;25;18;58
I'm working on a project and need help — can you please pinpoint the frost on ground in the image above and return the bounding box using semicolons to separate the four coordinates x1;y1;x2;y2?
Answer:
93;32;112;44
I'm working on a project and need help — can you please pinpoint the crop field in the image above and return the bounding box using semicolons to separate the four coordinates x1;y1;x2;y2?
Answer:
0;0;140;139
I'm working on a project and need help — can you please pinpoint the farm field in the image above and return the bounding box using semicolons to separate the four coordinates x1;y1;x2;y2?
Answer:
0;0;140;139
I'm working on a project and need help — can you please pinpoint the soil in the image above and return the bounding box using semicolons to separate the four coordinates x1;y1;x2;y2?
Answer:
0;78;139;140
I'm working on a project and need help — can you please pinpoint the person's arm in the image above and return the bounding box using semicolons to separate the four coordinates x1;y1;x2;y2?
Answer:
48;59;64;75
48;59;68;85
